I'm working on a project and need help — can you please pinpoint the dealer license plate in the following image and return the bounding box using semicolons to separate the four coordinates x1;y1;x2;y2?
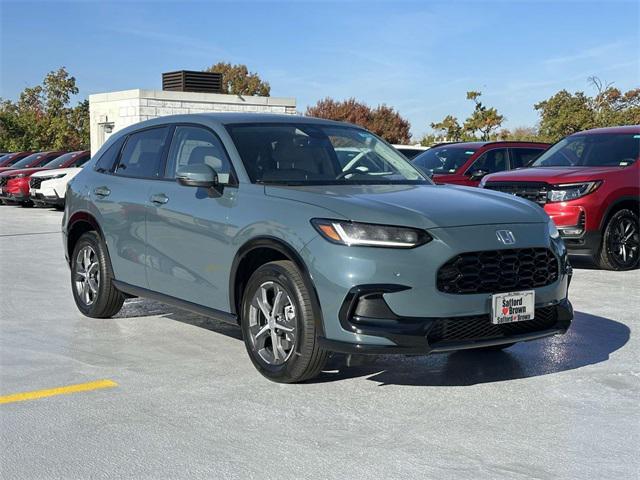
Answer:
491;290;535;324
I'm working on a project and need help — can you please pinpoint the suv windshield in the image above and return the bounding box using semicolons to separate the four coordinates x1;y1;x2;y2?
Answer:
226;124;428;185
412;146;477;174
531;133;639;167
44;152;76;169
8;153;49;169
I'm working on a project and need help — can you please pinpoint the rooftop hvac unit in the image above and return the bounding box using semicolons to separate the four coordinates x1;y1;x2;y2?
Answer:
162;70;223;94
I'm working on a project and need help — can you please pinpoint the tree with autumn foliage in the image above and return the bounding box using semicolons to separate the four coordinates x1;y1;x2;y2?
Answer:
535;77;640;141
205;62;271;96
0;67;88;151
424;90;505;144
463;91;505;140
306;97;412;144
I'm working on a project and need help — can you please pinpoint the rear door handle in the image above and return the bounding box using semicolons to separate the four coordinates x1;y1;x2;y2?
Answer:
150;193;169;205
94;186;111;197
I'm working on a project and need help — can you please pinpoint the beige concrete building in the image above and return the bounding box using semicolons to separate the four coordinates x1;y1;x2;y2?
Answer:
88;89;296;153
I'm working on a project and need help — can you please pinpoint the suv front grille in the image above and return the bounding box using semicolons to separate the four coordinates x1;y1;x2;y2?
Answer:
484;182;549;205
427;306;558;345
0;177;8;188
437;248;559;294
30;177;44;189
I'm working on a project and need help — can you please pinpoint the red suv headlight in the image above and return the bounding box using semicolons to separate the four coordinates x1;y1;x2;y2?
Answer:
547;181;601;203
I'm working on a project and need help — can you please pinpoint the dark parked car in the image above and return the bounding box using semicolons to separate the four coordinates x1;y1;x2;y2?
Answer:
412;141;550;186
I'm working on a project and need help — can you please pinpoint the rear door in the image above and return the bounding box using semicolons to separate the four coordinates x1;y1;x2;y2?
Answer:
145;124;238;311
509;147;545;169
91;126;171;288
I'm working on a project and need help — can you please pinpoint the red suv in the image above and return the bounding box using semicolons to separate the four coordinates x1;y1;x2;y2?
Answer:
482;126;639;270
412;141;550;186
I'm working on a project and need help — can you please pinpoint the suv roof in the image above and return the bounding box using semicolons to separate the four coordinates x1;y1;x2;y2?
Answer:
430;141;550;149
571;125;640;135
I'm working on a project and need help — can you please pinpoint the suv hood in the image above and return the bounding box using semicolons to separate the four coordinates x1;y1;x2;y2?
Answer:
31;167;81;178
484;166;628;184
265;184;547;229
0;167;49;178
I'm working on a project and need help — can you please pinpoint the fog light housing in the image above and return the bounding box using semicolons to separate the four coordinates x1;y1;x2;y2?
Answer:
559;227;584;236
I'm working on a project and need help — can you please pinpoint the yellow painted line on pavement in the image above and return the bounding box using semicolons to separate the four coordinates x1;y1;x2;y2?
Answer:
0;379;117;405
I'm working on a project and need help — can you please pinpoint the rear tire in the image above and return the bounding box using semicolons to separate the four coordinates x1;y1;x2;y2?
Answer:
240;260;328;383
71;231;125;318
597;209;639;271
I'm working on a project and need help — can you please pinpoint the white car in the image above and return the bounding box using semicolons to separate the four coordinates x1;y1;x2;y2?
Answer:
30;167;84;208
392;144;429;160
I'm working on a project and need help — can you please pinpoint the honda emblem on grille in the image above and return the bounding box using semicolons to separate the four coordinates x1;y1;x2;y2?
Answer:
496;230;516;245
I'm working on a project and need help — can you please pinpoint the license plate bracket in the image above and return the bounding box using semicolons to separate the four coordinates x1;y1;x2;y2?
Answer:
491;290;535;324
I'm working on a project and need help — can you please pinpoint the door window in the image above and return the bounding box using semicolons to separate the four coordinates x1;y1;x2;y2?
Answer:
115;127;170;178
467;148;508;175
165;126;232;183
510;148;544;168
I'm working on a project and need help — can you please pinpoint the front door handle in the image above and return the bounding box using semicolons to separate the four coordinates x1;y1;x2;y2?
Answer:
150;193;169;205
94;186;111;197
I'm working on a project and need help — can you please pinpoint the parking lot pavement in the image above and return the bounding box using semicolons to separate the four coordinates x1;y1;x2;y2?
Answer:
0;206;638;480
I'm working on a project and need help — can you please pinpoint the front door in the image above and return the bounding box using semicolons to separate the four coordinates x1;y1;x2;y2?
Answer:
145;125;238;311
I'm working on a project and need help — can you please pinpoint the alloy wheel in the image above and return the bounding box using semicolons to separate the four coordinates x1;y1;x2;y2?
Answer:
74;245;100;306
607;216;639;267
248;281;297;365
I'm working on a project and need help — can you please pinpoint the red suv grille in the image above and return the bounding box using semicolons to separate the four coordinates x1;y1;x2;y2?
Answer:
484;182;549;205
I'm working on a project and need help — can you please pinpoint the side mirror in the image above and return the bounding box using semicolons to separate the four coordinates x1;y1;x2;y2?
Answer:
469;169;488;180
176;164;218;188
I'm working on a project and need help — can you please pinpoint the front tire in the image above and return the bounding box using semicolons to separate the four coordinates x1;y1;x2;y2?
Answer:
240;260;328;383
597;209;639;271
71;231;125;318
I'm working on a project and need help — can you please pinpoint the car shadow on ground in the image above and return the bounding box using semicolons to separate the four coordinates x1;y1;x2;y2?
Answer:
316;311;630;386
115;300;629;386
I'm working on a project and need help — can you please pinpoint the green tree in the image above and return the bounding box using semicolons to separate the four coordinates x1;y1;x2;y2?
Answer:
535;78;640;142
306;97;412;144
463;91;505;140
0;67;88;151
430;115;463;141
499;126;541;141
535;90;596;141
205;62;271;96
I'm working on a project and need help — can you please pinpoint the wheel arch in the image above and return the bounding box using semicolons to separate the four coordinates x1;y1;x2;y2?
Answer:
66;211;106;264
599;195;640;231
229;236;325;334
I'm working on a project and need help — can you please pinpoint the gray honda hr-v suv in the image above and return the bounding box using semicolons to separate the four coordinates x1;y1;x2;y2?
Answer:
63;113;573;382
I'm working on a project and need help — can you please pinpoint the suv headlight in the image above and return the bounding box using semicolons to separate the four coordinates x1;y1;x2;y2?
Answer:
311;219;432;248
547;181;601;203
547;218;560;239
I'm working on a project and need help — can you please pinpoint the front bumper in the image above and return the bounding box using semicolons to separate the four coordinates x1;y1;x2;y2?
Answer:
304;221;572;346
30;188;64;206
318;297;572;354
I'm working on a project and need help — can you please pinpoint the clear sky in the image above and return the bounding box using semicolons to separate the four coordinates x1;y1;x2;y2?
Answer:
1;0;638;139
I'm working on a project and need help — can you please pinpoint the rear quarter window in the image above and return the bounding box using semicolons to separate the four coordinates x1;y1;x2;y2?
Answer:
95;137;126;173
